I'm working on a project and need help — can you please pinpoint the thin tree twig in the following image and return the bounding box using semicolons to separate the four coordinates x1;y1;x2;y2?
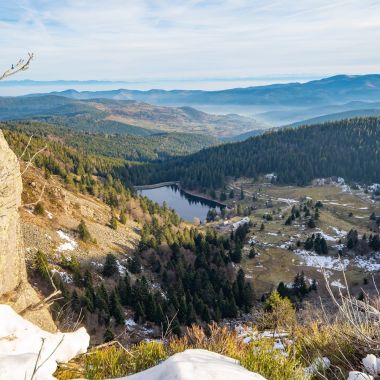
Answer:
0;53;34;81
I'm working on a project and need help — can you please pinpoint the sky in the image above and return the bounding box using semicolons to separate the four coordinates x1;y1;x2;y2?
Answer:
0;0;380;89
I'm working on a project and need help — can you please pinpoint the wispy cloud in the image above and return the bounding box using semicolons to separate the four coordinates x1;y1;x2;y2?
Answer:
0;0;379;84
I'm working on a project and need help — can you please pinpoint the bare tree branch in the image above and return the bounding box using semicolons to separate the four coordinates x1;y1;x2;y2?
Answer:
0;52;34;81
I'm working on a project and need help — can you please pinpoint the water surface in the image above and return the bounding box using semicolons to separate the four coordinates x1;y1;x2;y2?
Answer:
138;185;223;222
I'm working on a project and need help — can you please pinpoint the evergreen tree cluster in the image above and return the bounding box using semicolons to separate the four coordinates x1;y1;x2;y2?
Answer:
125;117;380;190
304;233;328;254
277;272;317;301
345;229;380;253
54;225;253;335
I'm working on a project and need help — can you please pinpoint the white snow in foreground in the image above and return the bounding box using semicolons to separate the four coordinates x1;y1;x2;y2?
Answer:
113;349;267;380
362;354;380;376
0;304;89;380
294;250;349;271
347;372;373;380
56;230;77;252
304;357;330;376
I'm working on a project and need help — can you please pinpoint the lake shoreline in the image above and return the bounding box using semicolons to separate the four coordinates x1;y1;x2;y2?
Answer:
135;182;227;208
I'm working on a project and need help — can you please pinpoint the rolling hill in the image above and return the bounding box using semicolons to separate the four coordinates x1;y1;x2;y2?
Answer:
287;109;380;128
125;117;380;189
0;95;265;138
30;74;380;127
0;121;219;162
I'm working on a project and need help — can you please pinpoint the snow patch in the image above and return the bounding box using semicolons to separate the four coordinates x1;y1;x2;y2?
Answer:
51;269;73;284
362;354;380;376
115;349;266;380
331;279;346;289
125;318;137;329
330;226;347;239
277;198;298;205
294;250;349;271
304;357;331;377
56;230;77;252
316;229;337;242
0;304;89;380
354;254;380;272
116;260;126;275
347;372;373;380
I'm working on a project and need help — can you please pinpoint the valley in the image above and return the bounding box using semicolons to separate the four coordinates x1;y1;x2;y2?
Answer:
137;184;224;222
2;78;380;380
2;2;380;378
210;178;380;295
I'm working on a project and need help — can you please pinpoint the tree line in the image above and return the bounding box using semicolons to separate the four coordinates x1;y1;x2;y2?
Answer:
124;117;380;191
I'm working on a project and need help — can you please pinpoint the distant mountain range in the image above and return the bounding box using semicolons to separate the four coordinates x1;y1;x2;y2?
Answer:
2;74;380;137
21;74;380;127
37;74;380;106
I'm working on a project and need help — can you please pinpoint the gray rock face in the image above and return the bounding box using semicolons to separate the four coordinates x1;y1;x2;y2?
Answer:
0;130;56;331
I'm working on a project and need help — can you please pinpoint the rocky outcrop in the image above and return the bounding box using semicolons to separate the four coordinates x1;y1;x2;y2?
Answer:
0;130;56;331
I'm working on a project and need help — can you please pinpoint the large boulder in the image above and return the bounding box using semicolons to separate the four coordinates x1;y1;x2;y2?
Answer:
0;130;56;331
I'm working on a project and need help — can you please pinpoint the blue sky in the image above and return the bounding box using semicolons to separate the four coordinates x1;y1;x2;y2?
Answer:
0;0;380;88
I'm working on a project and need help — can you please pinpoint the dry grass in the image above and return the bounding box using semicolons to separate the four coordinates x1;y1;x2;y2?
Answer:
56;323;305;380
55;281;380;380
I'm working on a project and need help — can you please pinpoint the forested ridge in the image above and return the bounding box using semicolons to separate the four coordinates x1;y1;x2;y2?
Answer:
1;121;219;162
126;117;380;190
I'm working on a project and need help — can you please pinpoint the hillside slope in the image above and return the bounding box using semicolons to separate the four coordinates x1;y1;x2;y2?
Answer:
1;121;219;162
126;117;380;189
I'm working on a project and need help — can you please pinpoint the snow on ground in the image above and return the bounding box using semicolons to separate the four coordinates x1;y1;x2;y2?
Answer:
294;249;349;271
304;357;330;377
362;354;380;376
125;318;137;330
353;253;380;272
116;259;126;275
347;372;373;380
115;349;266;380
330;279;346;289
91;261;104;269
0;304;89;380
51;269;73;284
56;230;77;252
317;269;333;278
330;226;347;239
277;198;298;205
316;229;337;241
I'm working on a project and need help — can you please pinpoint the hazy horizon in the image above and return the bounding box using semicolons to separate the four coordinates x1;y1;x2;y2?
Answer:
0;75;318;96
0;72;378;97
